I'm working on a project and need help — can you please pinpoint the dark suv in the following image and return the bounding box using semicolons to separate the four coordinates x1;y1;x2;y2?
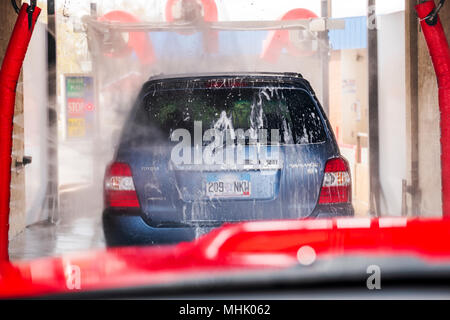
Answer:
103;72;354;246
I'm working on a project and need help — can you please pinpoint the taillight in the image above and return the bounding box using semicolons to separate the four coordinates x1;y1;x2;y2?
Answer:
104;162;140;208
318;157;351;204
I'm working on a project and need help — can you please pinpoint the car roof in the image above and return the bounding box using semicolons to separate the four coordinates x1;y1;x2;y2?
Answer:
147;72;304;82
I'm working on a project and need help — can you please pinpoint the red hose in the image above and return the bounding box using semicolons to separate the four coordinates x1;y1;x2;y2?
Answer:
0;4;41;261
416;1;450;217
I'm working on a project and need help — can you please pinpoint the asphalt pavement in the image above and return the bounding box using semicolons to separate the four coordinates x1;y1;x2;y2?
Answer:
9;186;105;261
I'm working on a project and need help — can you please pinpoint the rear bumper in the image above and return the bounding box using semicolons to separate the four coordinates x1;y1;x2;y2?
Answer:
103;203;354;247
103;209;200;247
310;203;355;218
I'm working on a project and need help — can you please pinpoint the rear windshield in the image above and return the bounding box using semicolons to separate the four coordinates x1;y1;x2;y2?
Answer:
127;85;327;146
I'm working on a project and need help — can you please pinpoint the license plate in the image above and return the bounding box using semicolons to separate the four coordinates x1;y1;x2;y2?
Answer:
206;173;251;197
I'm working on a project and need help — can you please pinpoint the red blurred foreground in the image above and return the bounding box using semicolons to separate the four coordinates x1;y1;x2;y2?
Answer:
1;218;450;298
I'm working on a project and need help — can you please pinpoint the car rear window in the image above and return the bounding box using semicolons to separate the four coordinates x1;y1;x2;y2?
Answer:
127;83;327;146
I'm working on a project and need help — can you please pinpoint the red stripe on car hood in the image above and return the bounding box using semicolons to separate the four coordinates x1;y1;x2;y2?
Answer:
1;218;450;298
